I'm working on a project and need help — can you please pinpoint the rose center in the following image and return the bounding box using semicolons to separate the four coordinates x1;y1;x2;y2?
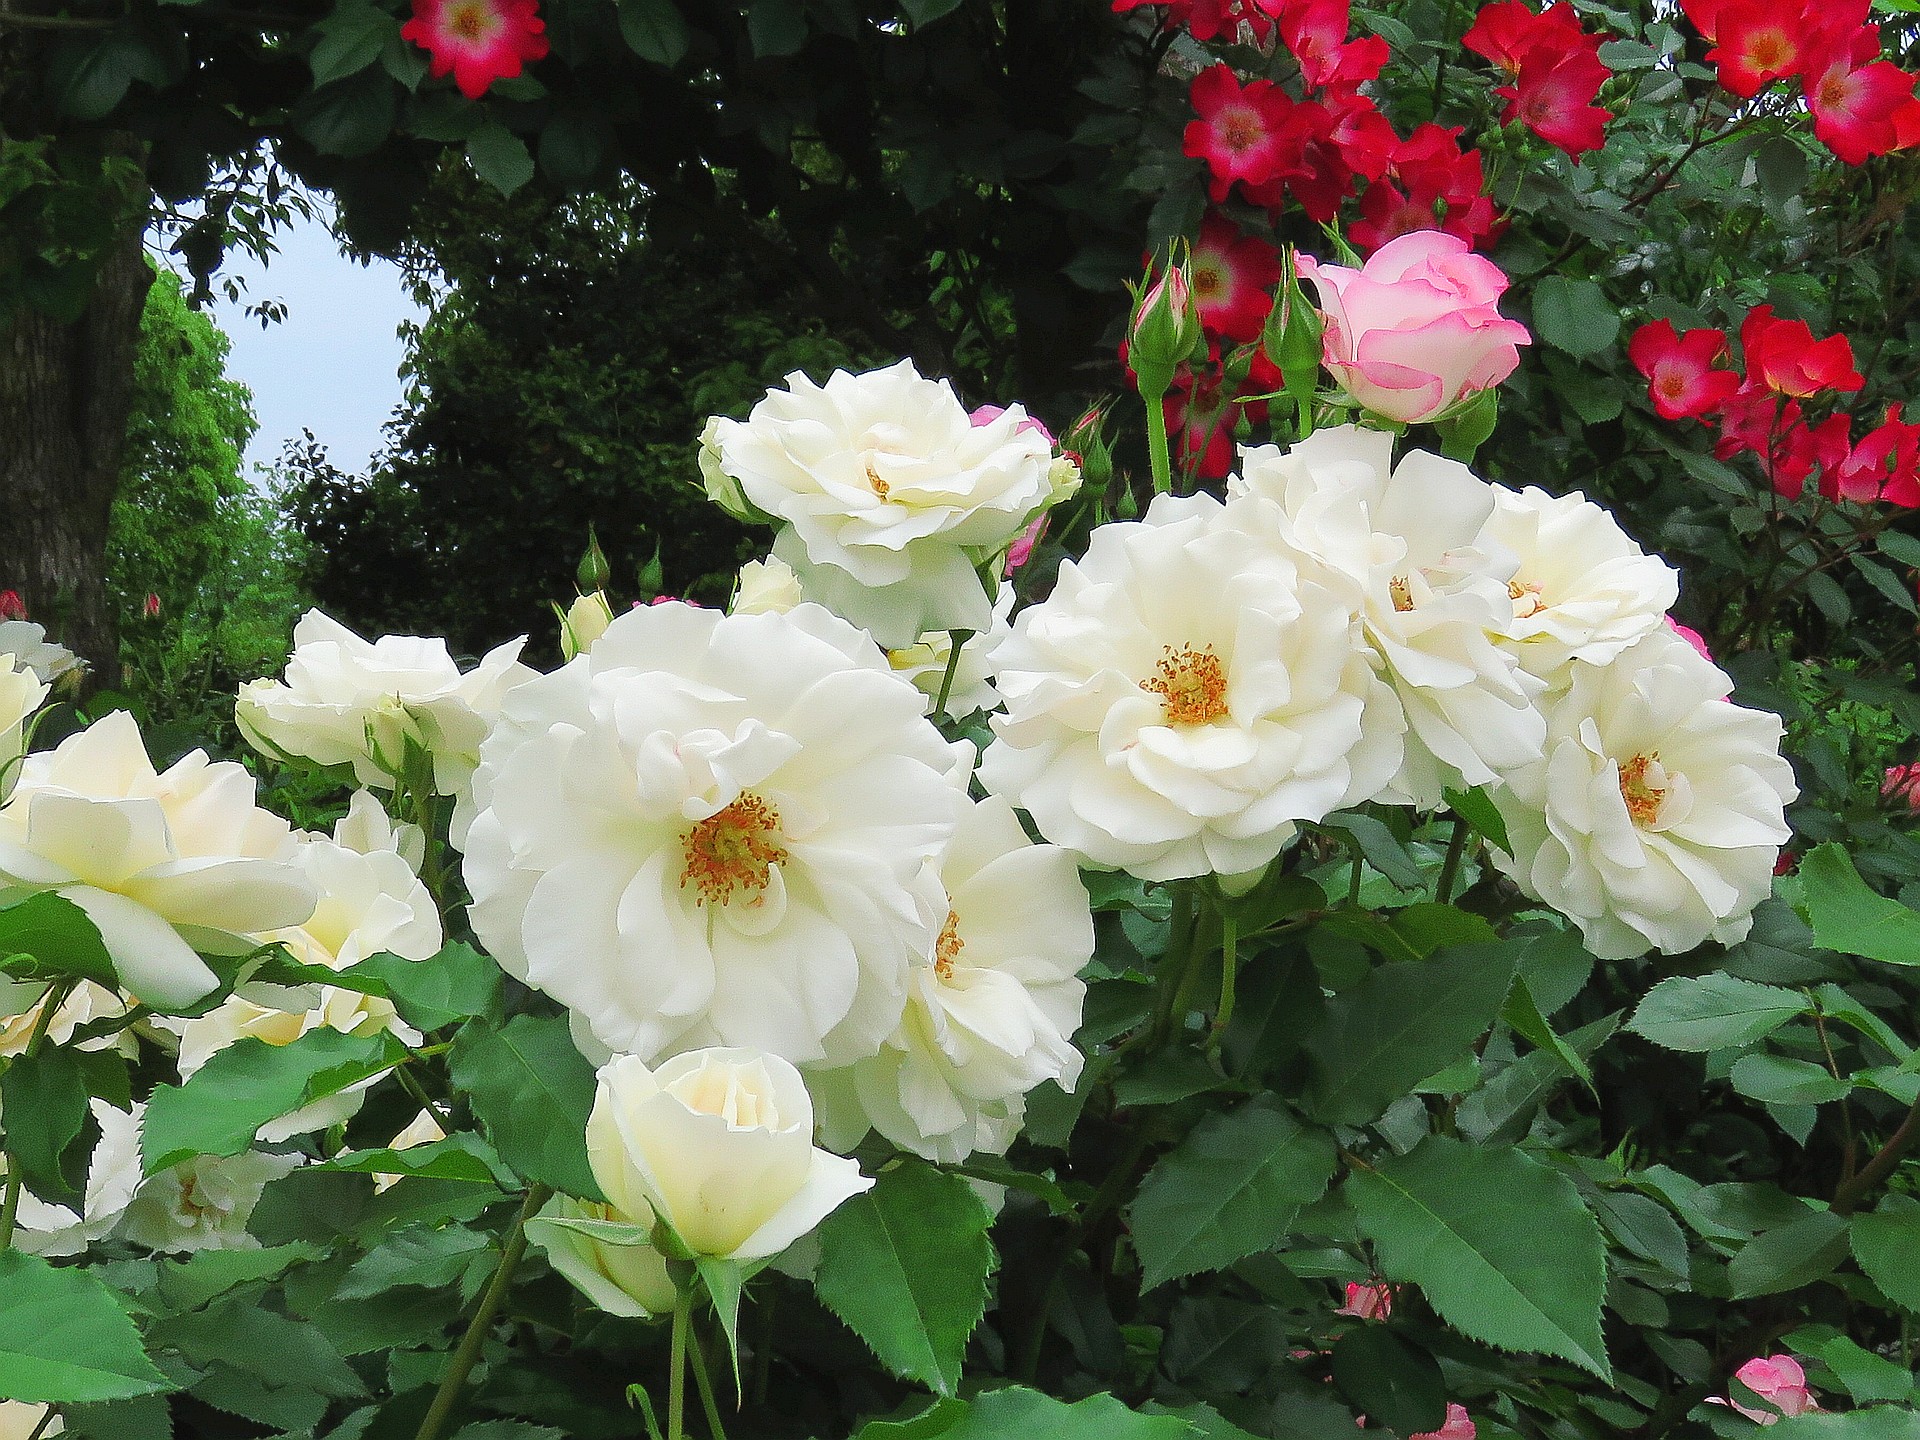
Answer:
681;794;787;905
866;462;890;499
1747;32;1791;71
1220;107;1264;154
445;0;492;40
1389;575;1415;612
1618;753;1670;827
1507;577;1547;618
933;908;964;981
1143;644;1229;726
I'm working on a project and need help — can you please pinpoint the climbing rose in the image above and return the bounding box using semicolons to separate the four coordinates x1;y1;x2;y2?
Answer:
1741;306;1864;397
401;0;549;100
1190;212;1283;342
1884;763;1920;810
1335;1282;1393;1319
1464;2;1613;156
1185;65;1298;202
1629;320;1741;420
1804;28;1918;164
1719;1355;1820;1423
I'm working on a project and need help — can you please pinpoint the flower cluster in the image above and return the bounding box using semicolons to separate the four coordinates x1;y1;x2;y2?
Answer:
1631;309;1917;505
1681;0;1920;163
1461;1;1613;157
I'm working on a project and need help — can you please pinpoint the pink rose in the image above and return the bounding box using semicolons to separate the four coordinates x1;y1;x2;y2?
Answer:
971;404;1055;446
1412;1403;1477;1440
1297;230;1531;425
1717;1356;1818;1424
0;590;25;621
1666;617;1713;662
1884;763;1920;811
1334;1281;1393;1320
1005;514;1048;577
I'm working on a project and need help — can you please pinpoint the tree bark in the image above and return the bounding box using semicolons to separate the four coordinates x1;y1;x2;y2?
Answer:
0;218;151;684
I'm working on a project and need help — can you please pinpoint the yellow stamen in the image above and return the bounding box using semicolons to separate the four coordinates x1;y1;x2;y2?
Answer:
1390;575;1415;612
933;909;963;982
1142;644;1229;726
1618;753;1668;827
681;794;787;905
867;463;890;499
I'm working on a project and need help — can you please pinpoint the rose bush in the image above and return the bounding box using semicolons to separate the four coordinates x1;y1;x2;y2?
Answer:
4;2;1920;1439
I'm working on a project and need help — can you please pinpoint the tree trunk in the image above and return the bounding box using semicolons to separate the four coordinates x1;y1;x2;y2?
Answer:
0;219;151;685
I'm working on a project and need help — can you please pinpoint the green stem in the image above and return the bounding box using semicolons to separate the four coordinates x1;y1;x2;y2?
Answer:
412;1183;553;1440
1;980;74;1252
1143;389;1174;495
933;630;974;718
668;1287;692;1440
1435;818;1470;905
393;1061;455;1137
689;1321;730;1440
1207;914;1239;1054
1148;886;1197;1048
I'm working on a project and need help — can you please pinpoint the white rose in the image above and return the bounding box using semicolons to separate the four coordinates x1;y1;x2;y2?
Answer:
979;491;1403;880
374;1107;447;1193
698;415;758;523
816;794;1092;1163
6;1099;142;1258
330;788;426;872
732;557;804;616
0;712;317;1010
0;980;135;1060
1232;425;1546;808
886;586;1014;722
172;819;442;1139
712;361;1055;647
462;601;962;1067
117;1135;300;1254
0;620;85;689
559;591;616;661
1491;628;1797;958
235;609;536;796
0;653;47;799
586;1048;871;1260
0;1403;60;1440
1477;484;1680;689
527;1194;679;1318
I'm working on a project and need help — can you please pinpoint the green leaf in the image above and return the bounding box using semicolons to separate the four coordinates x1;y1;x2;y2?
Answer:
1797;844;1920;966
850;1388;1195;1440
338;941;502;1032
141;1028;409;1173
1443;786;1512;856
1626;973;1806;1051
747;0;806;55
1329;1326;1446;1436
1851;1197;1920;1311
0;1251;172;1403
695;1255;745;1387
467;122;535;196
1593;1190;1689;1276
150;1297;364;1400
1531;276;1621;357
156;1243;321;1313
901;0;964;23
308;1;398;88
1128;1094;1336;1290
1798;1334;1916;1405
1350;1136;1611;1380
294;67;397;156
449;1013;602;1199
616;0;689;64
1730;1053;1852;1106
814;1160;994;1396
0;1044;95;1204
314;1132;503;1186
1771;1411;1920;1439
0;892;117;989
1727;1209;1851;1297
337;1223;491;1299
1303;943;1519;1125
453;1424;567;1440
1502;974;1593;1094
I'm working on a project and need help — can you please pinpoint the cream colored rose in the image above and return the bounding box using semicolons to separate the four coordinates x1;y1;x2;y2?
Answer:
711;361;1055;647
1490;628;1797;958
559;591;616;661
885;587;1013;722
116;1109;301;1254
0;652;46;800
0;1402;61;1439
527;1194;678;1318
7;1099;142;1258
586;1049;871;1260
0;712;317;1010
235;609;535;796
698;415;758;523
732;557;804;616
0;619;85;689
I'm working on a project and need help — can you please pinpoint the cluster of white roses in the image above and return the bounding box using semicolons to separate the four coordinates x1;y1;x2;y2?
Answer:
0;353;1797;1325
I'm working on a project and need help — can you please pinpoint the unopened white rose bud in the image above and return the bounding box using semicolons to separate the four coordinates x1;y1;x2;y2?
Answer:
559;591;615;661
585;1048;872;1260
732;558;803;616
1045;454;1083;507
526;1193;679;1318
698;417;755;522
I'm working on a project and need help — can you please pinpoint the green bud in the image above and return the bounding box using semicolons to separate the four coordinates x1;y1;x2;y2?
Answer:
576;525;612;593
1127;243;1204;398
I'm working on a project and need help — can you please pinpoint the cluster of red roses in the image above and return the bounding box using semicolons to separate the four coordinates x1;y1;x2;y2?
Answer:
1460;1;1613;158
1631;311;1918;506
1682;0;1920;164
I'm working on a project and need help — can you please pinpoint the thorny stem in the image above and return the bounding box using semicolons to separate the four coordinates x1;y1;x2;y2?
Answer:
412;1184;553;1440
934;631;973;719
1833;1093;1920;1216
690;1321;730;1440
1208;914;1240;1053
668;1287;692;1440
1;980;75;1252
1144;389;1175;495
1813;1009;1858;1184
1435;818;1470;905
